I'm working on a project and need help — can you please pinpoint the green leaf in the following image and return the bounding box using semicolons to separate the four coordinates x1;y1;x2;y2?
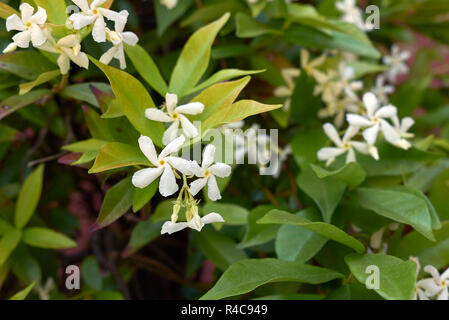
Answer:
82;256;103;291
200;258;343;300
15;164;45;229
0;123;19;143
10;244;42;284
259;209;365;253
97;177;134;227
345;253;417;300
394;222;449;271
275;209;328;263
124;44;168;96
0;229;22;267
169;13;230;96
19;70;60;95
239;205;278;249
297;165;346;223
0;89;50;121
193;227;247;271
0;218;13;236
429;168;449;221
214;99;282;126
290;71;323;124
132;181;158;212
33;0;67;24
0;3;19;19
202;202;248;226
89;142;150;174
90;57;164;146
127;219;163;253
0;51;55;80
186;69;265;96
61;83;113;108
235;12;281;38
155;0;194;36
22;227;76;249
9;282;35;300
310;162;366;190
356;188;435;241
63;139;108;153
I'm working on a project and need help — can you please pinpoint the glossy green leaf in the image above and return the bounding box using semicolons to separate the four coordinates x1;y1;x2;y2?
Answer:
193;227;247;271
9;282;35;300
124;44;168;96
200;258;343;300
0;89;50;121
310;162;366;190
239;205;278;249
89;142;150;174
91;57;164;146
155;0;194;36
169;13;230;96
235;12;281;38
132;181;158;212
0;51;55;80
15;164;44;229
356;188;434;241
429;168;449;221
33;0;67;24
345;253;417;300
259;209;365;253
202;202;248;226
19;70;60;95
127;219;163;253
82;256;103;291
22;227;76;249
0;229;22;267
97;177;134;227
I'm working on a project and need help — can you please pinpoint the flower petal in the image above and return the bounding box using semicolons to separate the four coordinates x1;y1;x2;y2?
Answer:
207;175;221;201
145;108;172;122
3;42;17;53
30;7;47;25
189;177;208;197
92;0;108;9
20;3;35;22
6;14;25;32
99;8;120;21
72;0;90;12
201;144;216;169
209;163;231;178
132;167;163;189
165;156;193;175
179;115;198;138
175;102;204;115
201;212;225;225
161;221;188;235
160;134;185;159
165;93;178;113
30;24;47;47
159;166;178;197
138;135;159;166
380;119;400;145
323;123;343;147
347;114;372;127
122;31;139;46
363;124;380;145
189;160;204;177
70;13;96;29
317;147;346;161
162;121;180;146
92;16;106;43
99;46;119;65
363;92;379;118
375;105;397;119
57;54;71;75
12;30;31;48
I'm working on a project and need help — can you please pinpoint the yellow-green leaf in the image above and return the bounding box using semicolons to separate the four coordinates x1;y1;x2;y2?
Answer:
19;70;60;95
9;282;35;300
0;3;19;19
22;227;76;249
0;229;22;267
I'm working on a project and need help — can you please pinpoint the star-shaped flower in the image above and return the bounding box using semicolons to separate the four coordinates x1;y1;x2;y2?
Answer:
4;3;47;51
145;93;204;145
161;212;224;235
383;45;411;82
100;10;138;69
132;135;193;197
273;68;300;111
69;0;120;43
189;144;231;201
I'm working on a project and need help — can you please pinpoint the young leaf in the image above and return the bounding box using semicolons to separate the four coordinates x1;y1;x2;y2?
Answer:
22;227;76;249
96;177;134;227
345;253;417;300
0;229;22;267
15;164;45;229
169;13;230;96
19;70;61;95
90;57;164;147
124;44;168;96
89;142;151;174
259;209;365;253
200;258;343;300
9;282;35;300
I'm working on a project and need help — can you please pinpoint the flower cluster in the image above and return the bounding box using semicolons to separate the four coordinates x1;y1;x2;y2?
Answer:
335;0;373;31
412;257;449;300
3;1;139;74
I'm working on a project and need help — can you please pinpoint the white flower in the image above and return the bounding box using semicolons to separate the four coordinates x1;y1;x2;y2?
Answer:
274;68;300;111
319;95;360;128
132;135;193;197
160;0;178;10
383;45;411;82
346;92;401;147
318;123;375;166
314;70;342;103
415;264;449;300
38;29;89;75
161;212;224;235
145;93;204;145
100;10;139;69
335;0;367;30
301;49;326;81
338;62;363;101
5;3;47;50
189;145;231;201
69;0;120;43
372;76;395;104
391;115;414;149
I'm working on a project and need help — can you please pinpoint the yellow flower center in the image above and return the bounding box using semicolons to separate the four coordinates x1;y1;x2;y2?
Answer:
25;22;32;28
171;112;179;120
92;9;99;15
204;170;211;177
442;280;447;287
373;116;380;123
343;142;350;150
55;46;63;54
159;159;166;166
